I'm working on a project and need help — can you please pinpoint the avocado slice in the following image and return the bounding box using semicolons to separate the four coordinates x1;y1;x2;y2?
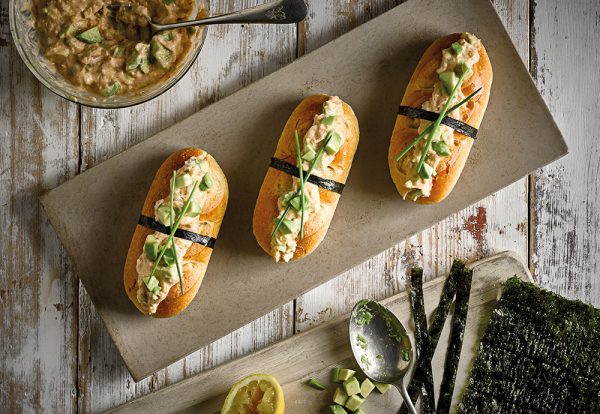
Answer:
157;203;172;225
76;26;103;44
373;382;391;394
277;218;298;235
360;378;375;398
432;140;451;156
331;368;341;383
144;235;160;261
332;387;348;405
451;41;464;55
289;193;310;211
419;162;436;180
345;395;365;411
320;115;336;125
302;147;317;162
439;71;458;95
101;82;121;97
336;368;355;382
184;201;202;217
200;172;212;191
325;131;342;155
143;275;159;292
305;378;326;391
155;265;176;282
161;248;177;266
456;61;472;78
126;43;150;74
343;377;360;396
174;173;193;188
196;158;209;170
151;38;174;69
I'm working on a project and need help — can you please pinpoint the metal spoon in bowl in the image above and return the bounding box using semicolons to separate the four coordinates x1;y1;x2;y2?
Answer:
349;300;418;414
110;0;308;36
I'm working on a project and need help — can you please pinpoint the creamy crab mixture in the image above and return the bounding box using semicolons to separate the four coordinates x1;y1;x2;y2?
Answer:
271;96;348;262
136;156;213;315
397;32;481;200
31;0;201;97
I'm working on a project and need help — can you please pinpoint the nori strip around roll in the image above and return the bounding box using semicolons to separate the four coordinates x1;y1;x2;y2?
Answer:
407;267;435;414
400;261;463;414
436;265;473;414
458;277;600;414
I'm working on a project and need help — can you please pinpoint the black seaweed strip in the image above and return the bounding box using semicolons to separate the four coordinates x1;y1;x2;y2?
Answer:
269;158;345;194
138;215;216;248
436;266;473;414
400;261;462;414
397;106;479;139
407;268;435;414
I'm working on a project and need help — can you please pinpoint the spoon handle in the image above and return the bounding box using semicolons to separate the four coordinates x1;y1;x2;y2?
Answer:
151;0;308;33
394;381;418;414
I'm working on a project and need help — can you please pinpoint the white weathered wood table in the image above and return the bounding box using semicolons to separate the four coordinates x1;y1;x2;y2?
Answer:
1;0;598;412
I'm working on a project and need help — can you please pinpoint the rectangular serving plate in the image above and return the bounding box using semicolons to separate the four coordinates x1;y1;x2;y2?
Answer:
41;0;567;381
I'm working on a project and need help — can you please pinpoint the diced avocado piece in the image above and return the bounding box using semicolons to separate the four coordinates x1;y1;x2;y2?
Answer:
329;405;347;414
343;377;360;396
406;189;423;202
289;193;310;211
325;131;342;155
333;387;348;405
126;43;150;73
456;61;472;78
151;286;161;295
439;71;458;95
77;26;103;44
175;173;193;188
451;41;464;55
139;56;150;74
360;378;375;398
305;378;326;391
159;31;174;41
373;382;391;394
331;368;341;383
101;82;121;97
337;368;355;382
157;203;172;225
432;140;451;156
200;172;212;191
155;264;176;282
302;147;317;162
196;158;209;170
161;247;177;266
419;162;435;179
321;115;336;125
143;275;159;292
277;218;298;235
144;235;160;261
184;201;202;217
151;38;173;69
345;395;365;411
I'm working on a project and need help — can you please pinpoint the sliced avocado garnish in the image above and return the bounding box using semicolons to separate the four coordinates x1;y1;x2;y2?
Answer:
289;193;310;211
101;82;121;97
144;235;160;261
126;43;150;74
143;275;159;292
161;248;177;266
200;172;212;191
432;140;451;156
155;264;176;282
302;147;317;162
373;382;391;394
456;61;473;78
156;203;173;225
360;378;375;398
343;376;360;396
439;71;459;95
184;201;201;218
329;405;346;414
320;115;336;125
451;41;464;55
336;368;355;382
332;387;348;405
277;218;298;235
305;378;326;391
419;162;435;179
325;131;342;155
151;38;174;69
76;26;103;44
175;173;193;188
345;395;365;411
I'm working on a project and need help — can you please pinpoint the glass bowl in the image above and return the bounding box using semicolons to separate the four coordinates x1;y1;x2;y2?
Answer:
9;0;209;109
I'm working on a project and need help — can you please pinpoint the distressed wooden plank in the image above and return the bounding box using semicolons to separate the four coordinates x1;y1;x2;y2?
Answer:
0;0;79;411
295;0;529;334
77;1;296;412
531;0;600;306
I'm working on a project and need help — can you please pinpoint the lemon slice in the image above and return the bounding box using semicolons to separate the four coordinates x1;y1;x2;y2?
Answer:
221;373;284;414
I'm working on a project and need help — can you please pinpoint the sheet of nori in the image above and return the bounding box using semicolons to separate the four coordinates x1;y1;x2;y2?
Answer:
458;277;600;414
400;261;463;414
407;267;435;413
436;265;473;414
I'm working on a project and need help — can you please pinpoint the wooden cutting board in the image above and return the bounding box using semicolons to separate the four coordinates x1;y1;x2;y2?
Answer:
105;251;532;413
40;0;565;380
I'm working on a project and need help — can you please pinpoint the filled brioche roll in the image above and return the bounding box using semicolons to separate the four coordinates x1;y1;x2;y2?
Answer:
388;32;493;204
253;95;360;262
124;148;228;317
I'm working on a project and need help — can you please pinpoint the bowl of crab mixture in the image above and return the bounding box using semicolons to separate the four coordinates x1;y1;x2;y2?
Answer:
10;0;209;108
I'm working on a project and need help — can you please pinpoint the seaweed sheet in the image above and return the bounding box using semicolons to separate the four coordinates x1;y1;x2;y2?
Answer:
458;277;600;414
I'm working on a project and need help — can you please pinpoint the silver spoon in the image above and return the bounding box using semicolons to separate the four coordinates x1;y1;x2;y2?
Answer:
110;0;308;36
349;300;418;414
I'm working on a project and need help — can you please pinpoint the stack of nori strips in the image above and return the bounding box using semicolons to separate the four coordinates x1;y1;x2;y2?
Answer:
458;277;600;414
